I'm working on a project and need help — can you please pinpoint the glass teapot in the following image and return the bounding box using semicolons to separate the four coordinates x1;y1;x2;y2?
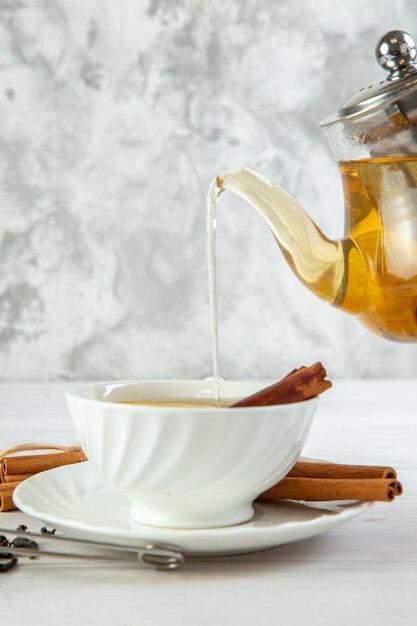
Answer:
216;31;417;342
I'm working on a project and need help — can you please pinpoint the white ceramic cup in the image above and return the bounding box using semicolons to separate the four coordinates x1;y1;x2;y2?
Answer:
66;380;318;529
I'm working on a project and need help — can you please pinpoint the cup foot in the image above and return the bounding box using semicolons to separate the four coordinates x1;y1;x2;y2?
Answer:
128;498;254;529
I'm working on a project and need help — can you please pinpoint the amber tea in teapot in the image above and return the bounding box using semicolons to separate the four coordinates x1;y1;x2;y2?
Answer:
341;156;417;340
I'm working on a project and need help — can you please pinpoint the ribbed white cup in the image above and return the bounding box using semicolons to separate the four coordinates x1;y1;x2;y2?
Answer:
66;380;317;529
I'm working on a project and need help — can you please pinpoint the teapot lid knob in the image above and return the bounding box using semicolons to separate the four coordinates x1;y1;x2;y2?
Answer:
320;29;417;127
376;30;417;79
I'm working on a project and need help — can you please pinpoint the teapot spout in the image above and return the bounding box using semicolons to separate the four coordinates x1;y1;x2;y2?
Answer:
215;167;366;315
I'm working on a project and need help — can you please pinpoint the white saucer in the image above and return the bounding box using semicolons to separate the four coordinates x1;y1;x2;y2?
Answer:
13;461;372;557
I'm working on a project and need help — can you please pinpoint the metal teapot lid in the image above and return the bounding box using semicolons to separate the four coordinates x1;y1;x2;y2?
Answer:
320;30;417;127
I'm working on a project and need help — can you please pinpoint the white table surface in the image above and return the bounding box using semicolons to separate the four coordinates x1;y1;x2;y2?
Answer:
0;380;416;626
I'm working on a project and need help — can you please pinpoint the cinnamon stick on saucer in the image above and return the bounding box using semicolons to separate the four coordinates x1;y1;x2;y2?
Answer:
258;477;403;503
1;449;86;484
0;481;21;512
231;362;331;407
2;473;33;484
288;461;397;480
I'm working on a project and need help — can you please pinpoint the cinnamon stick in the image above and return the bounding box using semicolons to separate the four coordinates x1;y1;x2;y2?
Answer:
288;461;397;480
258;477;402;502
393;481;403;496
0;481;21;512
231;362;331;407
3;473;33;483
1;449;86;483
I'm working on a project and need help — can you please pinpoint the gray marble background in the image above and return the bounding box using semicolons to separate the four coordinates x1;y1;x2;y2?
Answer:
1;0;417;382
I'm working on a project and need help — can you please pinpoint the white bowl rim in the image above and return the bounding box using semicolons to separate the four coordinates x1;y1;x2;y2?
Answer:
66;379;320;413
